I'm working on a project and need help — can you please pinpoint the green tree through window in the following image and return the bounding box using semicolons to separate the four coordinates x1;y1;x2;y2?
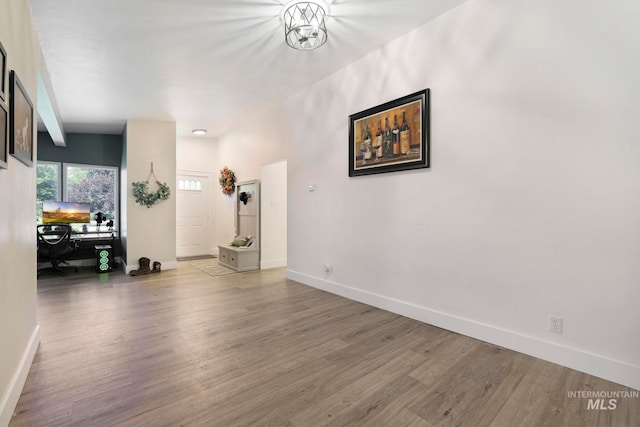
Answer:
36;162;60;223
65;165;117;227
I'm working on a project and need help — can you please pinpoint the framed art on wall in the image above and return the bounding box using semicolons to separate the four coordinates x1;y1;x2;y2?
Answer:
9;70;34;167
0;40;6;102
349;89;430;177
0;101;7;169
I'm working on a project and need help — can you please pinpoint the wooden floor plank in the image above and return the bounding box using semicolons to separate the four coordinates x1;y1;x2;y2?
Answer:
9;262;640;426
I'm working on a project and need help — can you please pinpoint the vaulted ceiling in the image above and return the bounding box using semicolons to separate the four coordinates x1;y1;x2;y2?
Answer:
28;0;467;138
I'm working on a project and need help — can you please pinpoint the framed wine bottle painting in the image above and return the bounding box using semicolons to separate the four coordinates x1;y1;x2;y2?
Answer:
348;89;429;177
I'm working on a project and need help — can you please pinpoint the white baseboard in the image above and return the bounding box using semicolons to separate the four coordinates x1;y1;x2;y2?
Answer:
162;261;178;271
0;325;40;427
286;270;640;391
261;258;287;269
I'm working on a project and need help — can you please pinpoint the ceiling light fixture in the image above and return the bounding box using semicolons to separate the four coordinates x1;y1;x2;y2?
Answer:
192;129;207;135
282;1;329;51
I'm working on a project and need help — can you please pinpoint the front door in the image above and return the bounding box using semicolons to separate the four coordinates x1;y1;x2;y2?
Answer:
176;172;211;258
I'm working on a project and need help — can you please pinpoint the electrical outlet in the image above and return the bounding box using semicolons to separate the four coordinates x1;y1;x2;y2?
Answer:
550;315;563;333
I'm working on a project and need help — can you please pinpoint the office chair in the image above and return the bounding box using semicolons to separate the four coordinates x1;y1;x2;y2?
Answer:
37;224;78;277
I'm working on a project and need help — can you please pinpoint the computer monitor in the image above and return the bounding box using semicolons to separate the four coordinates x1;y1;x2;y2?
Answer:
42;201;91;224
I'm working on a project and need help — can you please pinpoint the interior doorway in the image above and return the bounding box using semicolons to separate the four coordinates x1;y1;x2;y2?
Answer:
260;160;287;269
176;171;212;258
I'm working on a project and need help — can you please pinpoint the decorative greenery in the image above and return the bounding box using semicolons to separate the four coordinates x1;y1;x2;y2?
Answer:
219;167;236;196
132;180;171;208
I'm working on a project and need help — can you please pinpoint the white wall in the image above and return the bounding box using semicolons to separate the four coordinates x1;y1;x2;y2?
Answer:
124;120;177;272
0;1;42;424
261;160;287;269
216;0;640;390
214;104;291;248
177;135;217;173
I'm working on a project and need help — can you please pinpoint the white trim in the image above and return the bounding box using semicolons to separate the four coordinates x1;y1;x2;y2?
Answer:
175;169;211;178
176;169;211;177
261;258;287;269
161;261;178;271
0;325;40;427
286;269;640;391
124;262;134;275
176;169;214;258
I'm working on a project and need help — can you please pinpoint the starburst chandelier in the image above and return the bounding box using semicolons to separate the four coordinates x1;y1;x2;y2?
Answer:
281;1;329;51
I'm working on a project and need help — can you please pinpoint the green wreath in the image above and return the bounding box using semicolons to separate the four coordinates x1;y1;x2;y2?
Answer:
133;163;171;208
132;181;171;208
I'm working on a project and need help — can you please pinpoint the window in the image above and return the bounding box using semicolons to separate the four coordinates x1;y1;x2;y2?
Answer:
36;161;61;223
178;179;202;192
64;163;118;231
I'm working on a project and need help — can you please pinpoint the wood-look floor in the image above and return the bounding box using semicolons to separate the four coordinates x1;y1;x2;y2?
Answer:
10;262;639;426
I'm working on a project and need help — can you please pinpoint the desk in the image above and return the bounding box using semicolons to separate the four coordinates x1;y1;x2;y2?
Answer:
71;230;119;240
38;229;120;262
70;230;120;260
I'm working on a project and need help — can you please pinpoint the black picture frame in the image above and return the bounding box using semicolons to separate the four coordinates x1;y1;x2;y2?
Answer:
349;89;430;177
0;101;7;169
0;40;6;102
9;70;34;167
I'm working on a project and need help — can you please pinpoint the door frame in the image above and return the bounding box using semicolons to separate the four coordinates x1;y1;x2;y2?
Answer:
176;169;214;257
